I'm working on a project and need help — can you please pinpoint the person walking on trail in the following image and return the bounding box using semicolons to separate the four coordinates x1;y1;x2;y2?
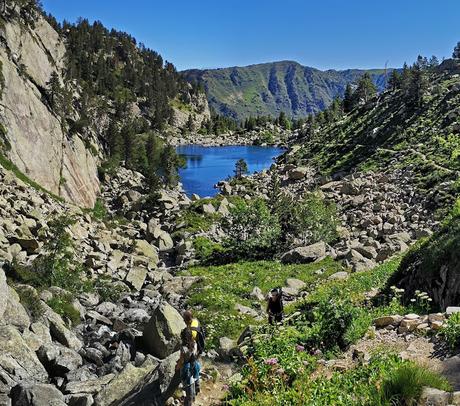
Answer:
176;310;204;406
267;288;284;324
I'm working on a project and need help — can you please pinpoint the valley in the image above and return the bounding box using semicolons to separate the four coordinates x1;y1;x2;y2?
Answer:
0;1;460;406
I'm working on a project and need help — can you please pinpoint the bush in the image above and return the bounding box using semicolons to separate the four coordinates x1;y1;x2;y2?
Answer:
92;198;108;220
193;236;226;264
221;198;281;259
47;293;81;326
378;363;451;405
272;191;339;249
442;312;460;350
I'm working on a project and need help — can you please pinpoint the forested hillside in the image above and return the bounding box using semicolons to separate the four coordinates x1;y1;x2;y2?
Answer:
183;61;390;120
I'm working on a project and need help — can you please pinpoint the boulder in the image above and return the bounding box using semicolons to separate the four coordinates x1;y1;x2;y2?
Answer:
446;307;460;316
328;271;349;281
156;231;174;252
3;286;31;331
288;167;309;180
116;352;180;406
64;374;115;395
134;240;159;265
125;267;147;291
418;387;451;406
93;356;160;406
42;303;83;351
285;278;307;291
280;242;326;264
10;383;66;406
0;268;8;319
250;287;265;301
0;325;48;388
218;337;241;361
374;315;403;328
201;203;216;214
142;303;186;359
160;276;200;296
65;394;94;406
234;303;259;318
37;342;83;377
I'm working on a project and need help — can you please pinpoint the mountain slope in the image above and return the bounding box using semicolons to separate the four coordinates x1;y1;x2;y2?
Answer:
182;61;389;120
285;59;460;214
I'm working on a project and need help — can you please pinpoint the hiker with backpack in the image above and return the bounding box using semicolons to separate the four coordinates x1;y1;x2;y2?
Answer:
176;310;205;405
267;288;284;324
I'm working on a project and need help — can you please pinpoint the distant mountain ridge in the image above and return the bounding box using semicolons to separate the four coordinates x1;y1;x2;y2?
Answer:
182;61;391;120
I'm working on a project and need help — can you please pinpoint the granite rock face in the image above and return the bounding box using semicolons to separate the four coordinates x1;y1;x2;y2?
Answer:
0;16;99;207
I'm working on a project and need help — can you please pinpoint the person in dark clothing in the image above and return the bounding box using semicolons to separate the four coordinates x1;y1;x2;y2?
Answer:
267;288;284;324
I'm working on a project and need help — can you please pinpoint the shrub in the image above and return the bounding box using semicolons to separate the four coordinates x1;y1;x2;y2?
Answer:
221;198;281;259
193;236;226;264
442;312;460;350
94;278;127;302
47;293;81;326
92;198;108;220
272;191;339;249
378;362;451;405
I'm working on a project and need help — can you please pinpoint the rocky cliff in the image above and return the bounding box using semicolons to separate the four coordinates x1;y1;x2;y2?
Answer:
0;15;100;208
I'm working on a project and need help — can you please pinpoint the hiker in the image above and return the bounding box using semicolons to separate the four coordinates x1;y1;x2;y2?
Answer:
267;288;284;324
176;310;204;405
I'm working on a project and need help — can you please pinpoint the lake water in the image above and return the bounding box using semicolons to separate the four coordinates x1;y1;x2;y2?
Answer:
177;145;285;197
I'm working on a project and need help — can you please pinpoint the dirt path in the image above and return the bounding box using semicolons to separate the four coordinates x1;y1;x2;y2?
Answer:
194;360;234;406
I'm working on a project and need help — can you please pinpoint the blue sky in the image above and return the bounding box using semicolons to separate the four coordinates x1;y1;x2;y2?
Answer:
41;0;460;71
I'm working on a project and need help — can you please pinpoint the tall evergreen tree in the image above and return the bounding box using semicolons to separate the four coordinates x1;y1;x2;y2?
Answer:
343;83;354;113
453;42;460;59
234;158;248;179
354;73;377;104
388;70;402;92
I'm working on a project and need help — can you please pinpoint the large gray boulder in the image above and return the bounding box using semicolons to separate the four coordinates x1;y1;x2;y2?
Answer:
42;303;83;351
125;267;147;291
3;286;30;332
288;167;309;180
37;342;83;377
11;383;66;406
142;303;186;359
280;242;326;264
93;356;160;406
0;325;48;390
115;352;180;406
0;268;8;319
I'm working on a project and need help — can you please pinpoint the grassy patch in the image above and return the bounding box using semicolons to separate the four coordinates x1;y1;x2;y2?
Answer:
181;257;343;346
229;353;450;406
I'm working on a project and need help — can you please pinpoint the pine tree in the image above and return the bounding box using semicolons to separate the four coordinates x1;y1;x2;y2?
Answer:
400;63;412;96
343;83;354;113
234;158;248;179
410;65;428;106
453;42;460;59
47;71;62;109
388;70;402;92
354;73;377;104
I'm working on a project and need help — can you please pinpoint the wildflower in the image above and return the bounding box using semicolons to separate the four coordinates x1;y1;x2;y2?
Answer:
296;344;305;352
264;358;278;366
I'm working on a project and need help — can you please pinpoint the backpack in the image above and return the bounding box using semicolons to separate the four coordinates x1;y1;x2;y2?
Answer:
191;325;206;355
